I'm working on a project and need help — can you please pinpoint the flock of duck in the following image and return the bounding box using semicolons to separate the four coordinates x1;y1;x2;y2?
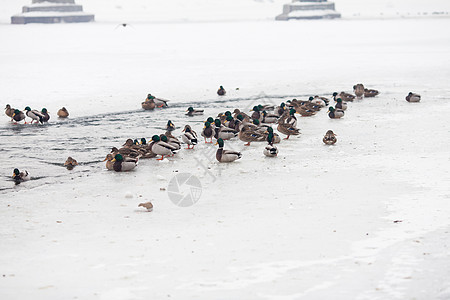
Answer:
7;85;422;183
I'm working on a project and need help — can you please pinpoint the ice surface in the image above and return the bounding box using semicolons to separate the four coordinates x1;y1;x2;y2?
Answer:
1;2;450;300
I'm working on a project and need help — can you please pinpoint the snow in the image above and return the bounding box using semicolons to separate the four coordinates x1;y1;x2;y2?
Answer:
1;0;450;299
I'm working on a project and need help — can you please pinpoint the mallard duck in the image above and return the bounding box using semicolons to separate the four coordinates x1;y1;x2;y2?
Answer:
309;96;326;107
111;146;141;159
5;104;14;118
154;98;169;108
353;84;365;99
41;108;50;122
238;125;265;146
406;92;421;102
138;202;153;212
335;98;347;110
250;106;262;120
149;135;178;160
277;113;300;139
112;154;138;172
103;154;115;170
314;95;330;105
261;110;279;124
333;92;355;102
166;120;176;132
12;168;30;184
186;107;204;116
24;106;44;124
323;130;337;145
11;109;25;123
142;99;156;110
275;103;287;116
163;132;181;150
64;157;78;170
285;109;297;127
263;127;278;157
216;138;241;162
364;88;379;97
57;107;69;118
201;121;214;143
182;125;198;149
139;138;158;158
217;86;226;96
328;107;344;119
213;119;237;140
233;109;250;121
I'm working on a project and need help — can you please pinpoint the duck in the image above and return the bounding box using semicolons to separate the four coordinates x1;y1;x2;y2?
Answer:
11;109;25;123
285;108;298;127
250;106;262;120
41;108;50;123
213;119;237;140
142;98;156;110
238;125;265;146
364;88;379;98
328;107;344;119
309;96;326;107
57;107;69;118
64;157;78;170
153;96;169;108
335;98;347;111
323;130;337;145
275;103;287;116
314;95;330;106
217;86;226;96
216;138;242;163
166;120;176;132
103;154;115;170
12;168;30;185
261;110;279;124
353;84;365;99
277;112;300;139
149;134;178;160
182;125;198;149
163;132;181;150
111;146;141;159
112;154;138;172
138;202;153;212
186;107;204;116
5;104;15;118
201;121;214;143
24;106;44;124
406;92;421;102
263;127;278;157
139;138;158;158
233;109;251;121
333;92;355;102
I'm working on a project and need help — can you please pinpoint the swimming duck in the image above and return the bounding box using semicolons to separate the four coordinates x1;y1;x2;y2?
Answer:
353;84;365;99
406;92;421;102
364;88;379;98
150;135;178;160
186;107;204;116
277;113;300;139
216;138;242;163
238;125;265;146
57;107;69;118
263;127;278;157
166;120;176;132
214;119;237;140
41;108;50;123
24;106;44;124
64;157;78;170
323;130;337;145
182;125;198;149
12;168;30;184
201;121;214;143
112;154;138;172
335;98;347;111
5;104;14;118
11;109;25;123
261;110;279;124
103;154;115;170
328;107;344;119
217;86;226;96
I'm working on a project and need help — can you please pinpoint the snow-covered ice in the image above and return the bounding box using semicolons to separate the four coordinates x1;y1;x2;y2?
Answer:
1;1;450;299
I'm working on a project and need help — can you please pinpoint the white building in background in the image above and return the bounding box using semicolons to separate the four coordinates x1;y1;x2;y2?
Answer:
11;0;94;24
276;0;341;20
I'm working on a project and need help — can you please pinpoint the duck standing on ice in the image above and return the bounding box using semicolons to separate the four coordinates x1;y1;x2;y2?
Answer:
182;125;198;149
24;106;44;124
5;104;15;118
11;109;25;123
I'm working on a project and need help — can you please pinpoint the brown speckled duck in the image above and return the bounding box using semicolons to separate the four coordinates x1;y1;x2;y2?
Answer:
64;157;78;170
57;107;69;118
353;83;365;99
323;130;337;145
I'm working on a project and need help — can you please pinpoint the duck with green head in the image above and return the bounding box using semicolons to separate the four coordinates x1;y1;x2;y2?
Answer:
149;134;178;160
213;119;237;140
182;125;198;149
11;109;25;123
112;154;138;172
201;121;214;143
24;106;44;124
277;111;300;140
216;138;241;162
264;127;279;157
335;98;347;110
12;168;30;184
41;108;50;122
186;107;204;116
328;107;344;119
406;92;420;103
